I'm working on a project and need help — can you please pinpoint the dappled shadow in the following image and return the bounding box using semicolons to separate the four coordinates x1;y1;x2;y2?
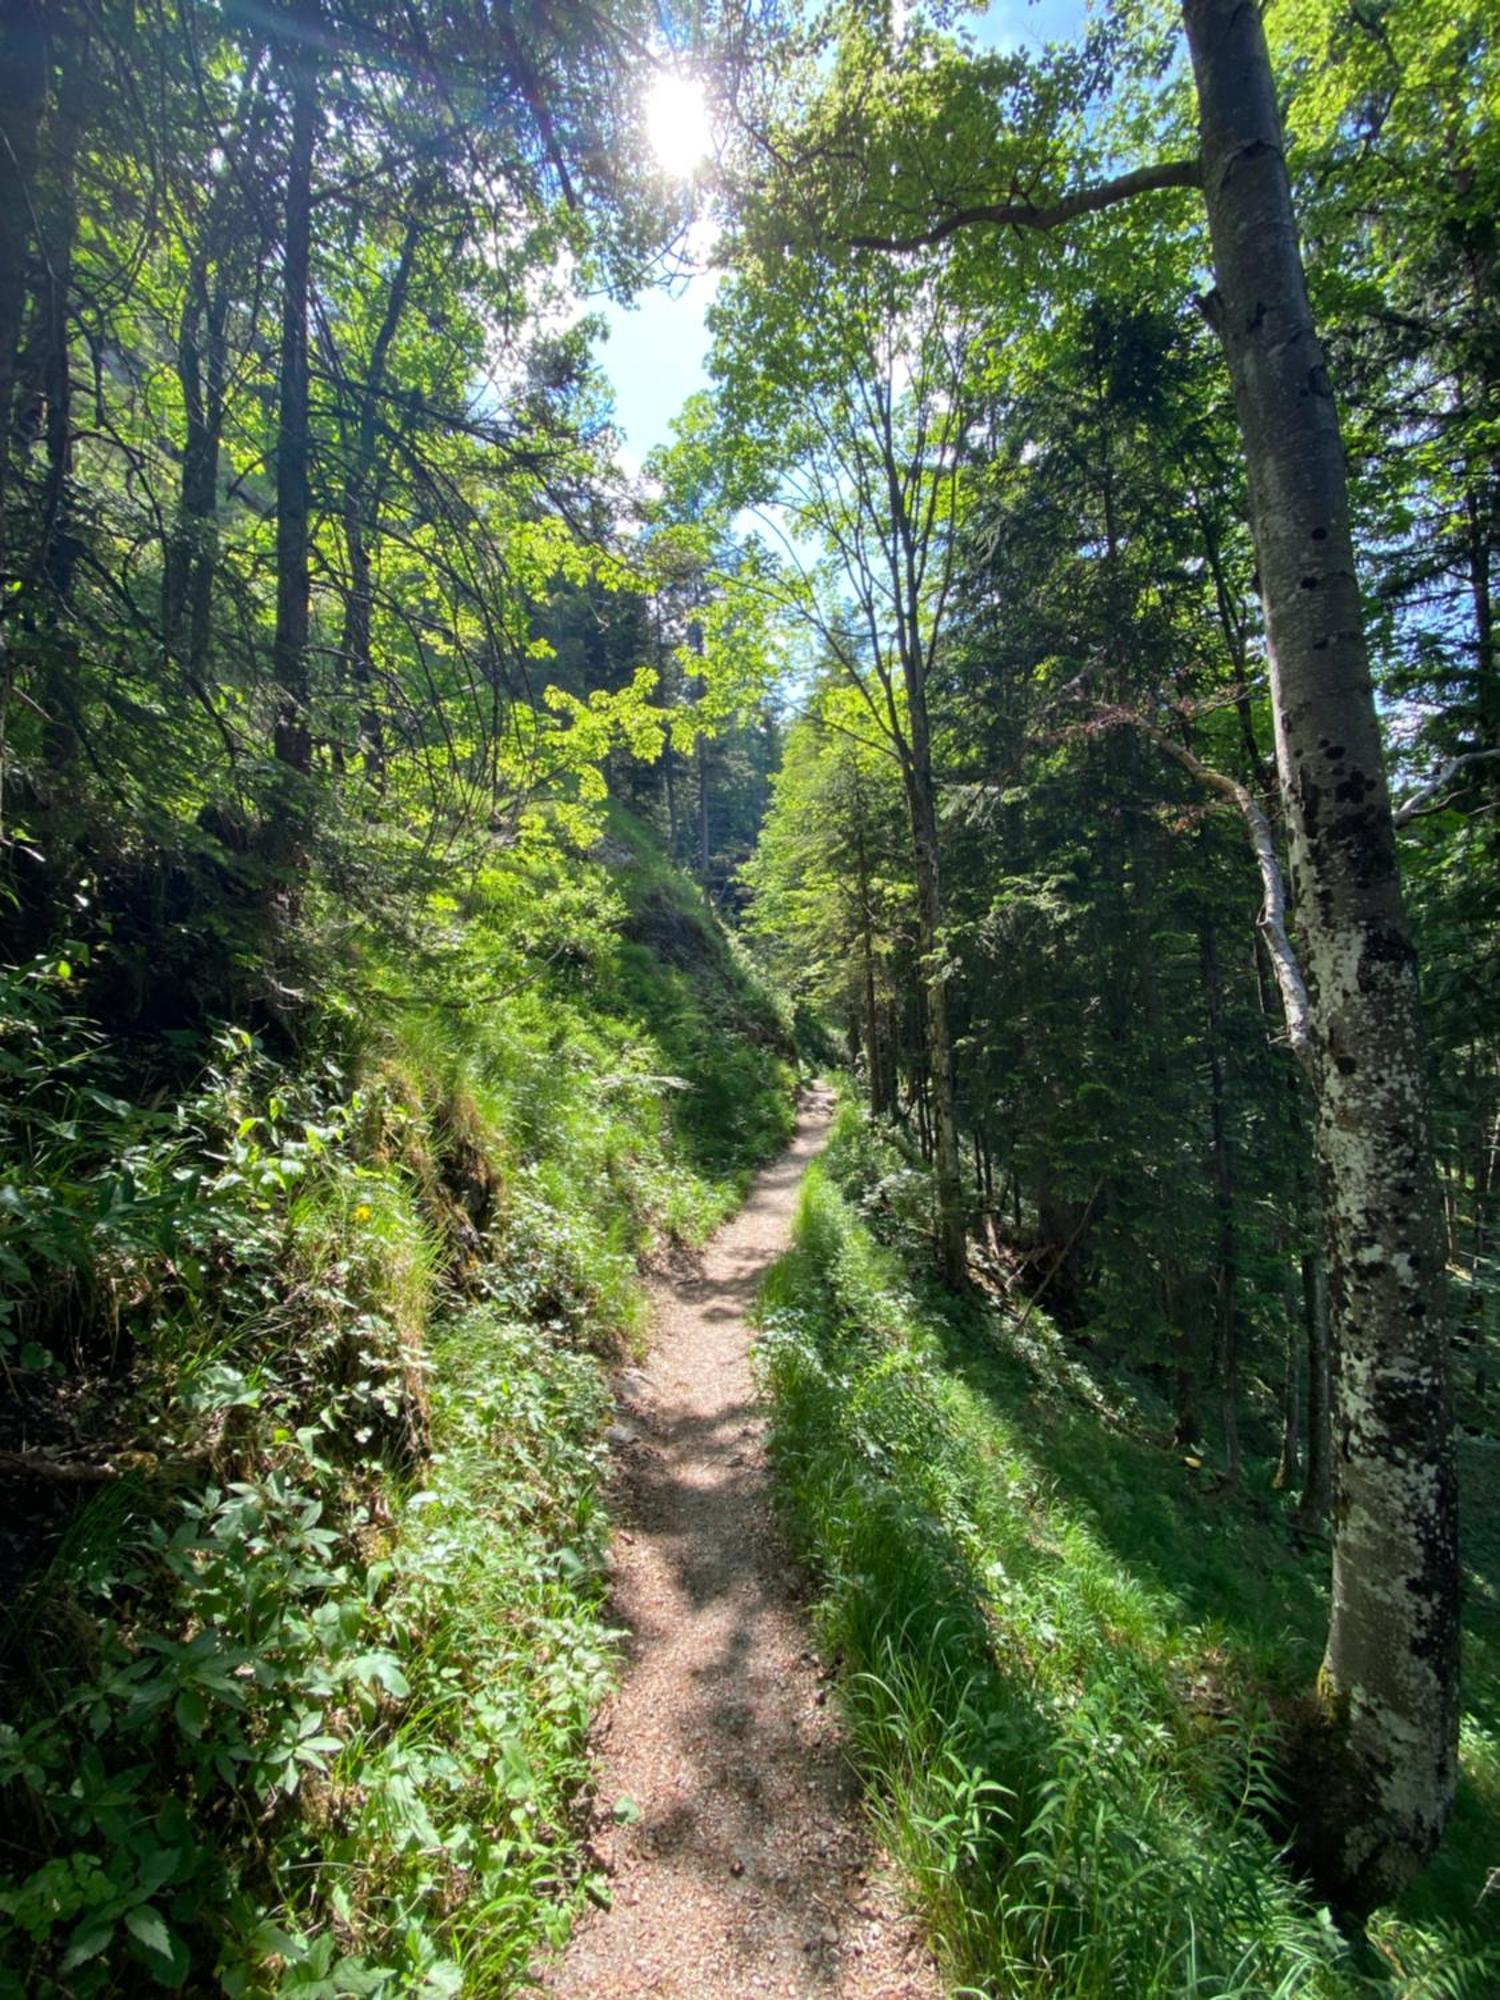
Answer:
539;1090;936;1997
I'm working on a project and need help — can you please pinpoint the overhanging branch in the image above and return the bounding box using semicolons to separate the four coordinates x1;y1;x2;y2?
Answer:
849;157;1202;254
1393;747;1500;826
1123;713;1315;1075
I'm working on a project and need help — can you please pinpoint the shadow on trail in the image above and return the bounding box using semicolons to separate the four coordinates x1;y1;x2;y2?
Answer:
535;1088;935;1998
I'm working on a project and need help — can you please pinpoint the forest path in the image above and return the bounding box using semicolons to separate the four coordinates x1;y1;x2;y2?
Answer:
536;1087;940;2000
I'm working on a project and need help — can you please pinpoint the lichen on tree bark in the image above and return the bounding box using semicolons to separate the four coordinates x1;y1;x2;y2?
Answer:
1182;0;1459;1914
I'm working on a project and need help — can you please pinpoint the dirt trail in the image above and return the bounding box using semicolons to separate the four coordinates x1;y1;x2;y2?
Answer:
537;1089;941;2000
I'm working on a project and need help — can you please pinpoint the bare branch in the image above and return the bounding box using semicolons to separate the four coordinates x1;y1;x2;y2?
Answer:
1125;713;1314;1073
1392;747;1500;826
848;158;1202;254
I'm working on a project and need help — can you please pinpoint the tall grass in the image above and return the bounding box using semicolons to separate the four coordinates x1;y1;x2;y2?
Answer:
0;811;797;1994
755;1105;1500;1998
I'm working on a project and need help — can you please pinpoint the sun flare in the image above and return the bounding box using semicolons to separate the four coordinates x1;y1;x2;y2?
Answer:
645;71;712;179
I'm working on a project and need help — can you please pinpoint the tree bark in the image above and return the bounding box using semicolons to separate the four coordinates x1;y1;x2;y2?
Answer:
271;0;319;787
1297;1245;1333;1526
1464;1103;1498;1404
696;728;711;882
1469;488;1496;755
338;206;420;783
1273;1288;1303;1494
903;741;967;1286
164;64;268;690
1183;0;1457;1911
165;249;235;689
0;0;49;543
849;763;888;1117
1165;1255;1200;1449
1201;927;1241;1488
32;4;89;776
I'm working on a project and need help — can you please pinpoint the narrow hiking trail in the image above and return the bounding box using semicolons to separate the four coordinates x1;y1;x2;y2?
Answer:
538;1089;941;2000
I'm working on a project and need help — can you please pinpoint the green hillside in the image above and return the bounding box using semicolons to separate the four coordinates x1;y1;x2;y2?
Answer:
0;809;795;1995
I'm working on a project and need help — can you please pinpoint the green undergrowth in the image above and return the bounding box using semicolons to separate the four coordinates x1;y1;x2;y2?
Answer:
0;810;796;1996
755;1103;1500;1999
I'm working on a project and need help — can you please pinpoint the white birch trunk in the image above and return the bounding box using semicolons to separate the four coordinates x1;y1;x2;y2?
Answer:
1183;0;1458;1912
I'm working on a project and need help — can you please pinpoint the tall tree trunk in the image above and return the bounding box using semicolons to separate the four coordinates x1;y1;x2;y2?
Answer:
1274;1284;1303;1494
165;63;267;690
696;728;710;883
1466;1104;1499;1404
1469;488;1496;755
860;917;882;1112
894;608;966;1284
165;261;231;680
658;605;680;853
271;0;318;789
904;755;966;1285
850;766;888;1116
1183;0;1458;1911
339;207;419;783
186;286;230;688
664;730;679;852
1165;1255;1199;1450
32;5;88;776
1297;1245;1333;1526
687;615;710;883
0;0;49;544
1201;928;1241;1488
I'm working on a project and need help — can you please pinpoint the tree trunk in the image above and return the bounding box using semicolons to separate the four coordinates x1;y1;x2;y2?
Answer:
1183;0;1458;1911
905;758;966;1285
1466;1104;1499;1405
859;904;883;1111
1273;1287;1303;1494
0;0;49;542
850;769;888;1117
664;733;679;853
339;208;419;783
32;5;88;776
165;258;232;679
1165;1255;1199;1450
271;0;319;788
165;64;268;692
696;729;711;883
186;279;231;687
1298;1246;1333;1527
1469;489;1496;755
893;596;967;1284
1201;928;1241;1489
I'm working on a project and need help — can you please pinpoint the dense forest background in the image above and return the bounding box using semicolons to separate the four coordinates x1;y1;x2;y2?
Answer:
0;0;1496;1993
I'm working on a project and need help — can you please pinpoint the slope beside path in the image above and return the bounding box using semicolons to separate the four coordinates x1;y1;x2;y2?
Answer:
537;1087;941;2000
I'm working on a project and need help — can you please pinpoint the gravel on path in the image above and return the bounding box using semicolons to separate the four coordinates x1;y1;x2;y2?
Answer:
535;1087;942;1999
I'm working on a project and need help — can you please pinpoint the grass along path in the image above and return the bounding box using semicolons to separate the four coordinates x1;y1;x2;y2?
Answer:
754;1106;1499;1997
537;1087;939;2000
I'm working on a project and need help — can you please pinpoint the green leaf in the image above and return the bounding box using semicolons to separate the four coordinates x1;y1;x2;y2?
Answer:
125;1903;170;1957
174;1688;208;1738
61;1918;114;1971
350;1651;410;1699
125;1904;189;1986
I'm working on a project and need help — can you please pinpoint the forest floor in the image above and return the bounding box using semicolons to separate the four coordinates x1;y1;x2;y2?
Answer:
536;1087;940;1999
